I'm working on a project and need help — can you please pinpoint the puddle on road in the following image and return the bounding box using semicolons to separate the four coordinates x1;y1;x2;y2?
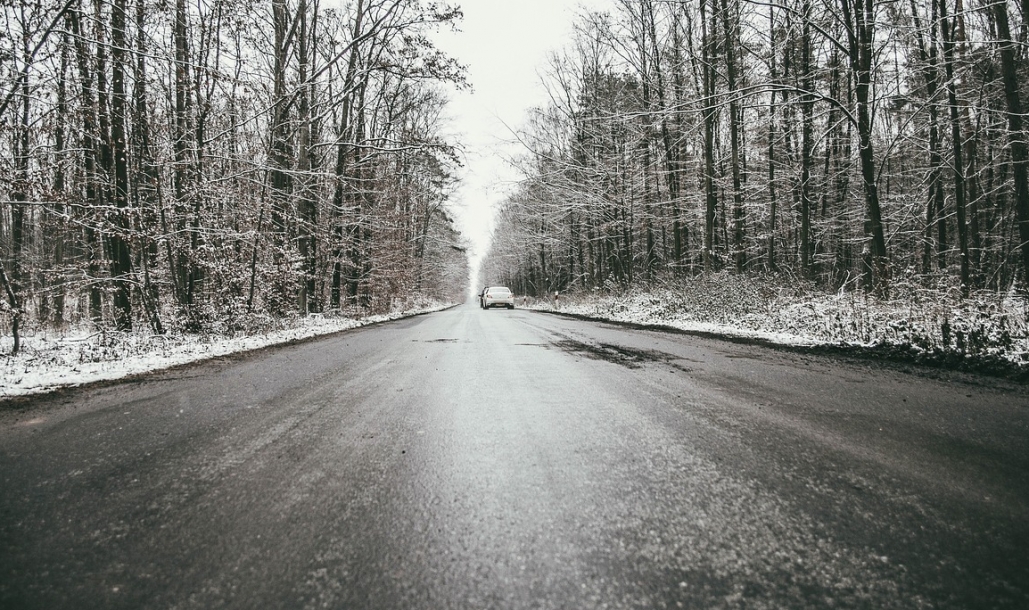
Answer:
723;353;763;360
552;339;692;372
414;336;691;373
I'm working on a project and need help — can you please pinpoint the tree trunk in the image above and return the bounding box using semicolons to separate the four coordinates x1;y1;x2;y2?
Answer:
644;0;681;272
840;0;889;294
110;0;133;329
297;0;320;313
172;0;191;306
269;0;296;313
68;6;105;325
766;4;778;272
52;29;69;327
670;5;687;270
719;0;746;271
989;0;1029;291
939;0;971;294
908;0;947;272
701;0;718;271
134;0;163;333
0;266;21;354
799;0;815;277
10;15;31;330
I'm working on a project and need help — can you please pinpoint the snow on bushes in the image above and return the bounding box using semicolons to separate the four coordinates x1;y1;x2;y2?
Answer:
538;272;1029;368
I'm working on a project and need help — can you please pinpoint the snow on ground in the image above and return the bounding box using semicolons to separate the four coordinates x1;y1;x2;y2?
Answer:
536;296;820;348
0;302;452;399
4;275;1028;400
529;273;1029;370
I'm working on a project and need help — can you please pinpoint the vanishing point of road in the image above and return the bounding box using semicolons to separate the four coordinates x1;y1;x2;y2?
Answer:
1;304;1027;609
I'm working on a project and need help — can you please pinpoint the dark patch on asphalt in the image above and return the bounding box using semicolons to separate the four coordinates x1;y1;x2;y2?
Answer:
553;339;692;372
535;309;1029;388
427;338;458;343
723;353;763;360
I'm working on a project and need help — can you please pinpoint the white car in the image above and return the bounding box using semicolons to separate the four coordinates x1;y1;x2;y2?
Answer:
482;286;515;309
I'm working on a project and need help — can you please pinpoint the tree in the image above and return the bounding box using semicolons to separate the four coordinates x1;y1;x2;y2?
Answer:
988;0;1029;291
109;0;133;329
838;0;889;294
0;0;469;339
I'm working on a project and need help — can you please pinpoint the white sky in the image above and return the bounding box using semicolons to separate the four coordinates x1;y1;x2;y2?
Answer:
431;0;615;279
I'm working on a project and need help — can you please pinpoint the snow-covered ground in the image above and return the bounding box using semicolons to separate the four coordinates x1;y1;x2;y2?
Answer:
529;273;1029;371
0;303;452;399
3;274;1027;400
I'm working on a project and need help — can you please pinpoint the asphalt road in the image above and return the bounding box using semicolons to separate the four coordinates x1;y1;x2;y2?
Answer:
1;303;1027;609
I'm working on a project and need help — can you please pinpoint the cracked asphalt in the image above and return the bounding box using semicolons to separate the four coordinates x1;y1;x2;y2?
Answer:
1;303;1027;609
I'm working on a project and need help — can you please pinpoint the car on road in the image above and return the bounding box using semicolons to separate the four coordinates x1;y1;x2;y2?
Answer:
482;286;515;309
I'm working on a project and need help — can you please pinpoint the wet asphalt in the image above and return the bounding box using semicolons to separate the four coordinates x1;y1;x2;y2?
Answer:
1;303;1027;609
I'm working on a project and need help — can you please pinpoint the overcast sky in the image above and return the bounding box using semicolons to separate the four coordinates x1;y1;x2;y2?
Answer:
432;0;614;279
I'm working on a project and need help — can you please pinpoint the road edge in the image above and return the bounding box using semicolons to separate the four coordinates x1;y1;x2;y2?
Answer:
0;305;460;410
530;308;1029;388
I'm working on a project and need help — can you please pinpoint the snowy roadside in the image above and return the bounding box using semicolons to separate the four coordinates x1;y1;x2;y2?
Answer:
537;298;820;347
526;274;1029;375
0;303;453;399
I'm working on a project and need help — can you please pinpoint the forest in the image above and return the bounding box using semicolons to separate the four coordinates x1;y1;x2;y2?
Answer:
481;0;1029;308
0;0;471;353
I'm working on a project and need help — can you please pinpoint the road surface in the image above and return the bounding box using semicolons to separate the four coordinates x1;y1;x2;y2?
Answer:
2;304;1027;609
